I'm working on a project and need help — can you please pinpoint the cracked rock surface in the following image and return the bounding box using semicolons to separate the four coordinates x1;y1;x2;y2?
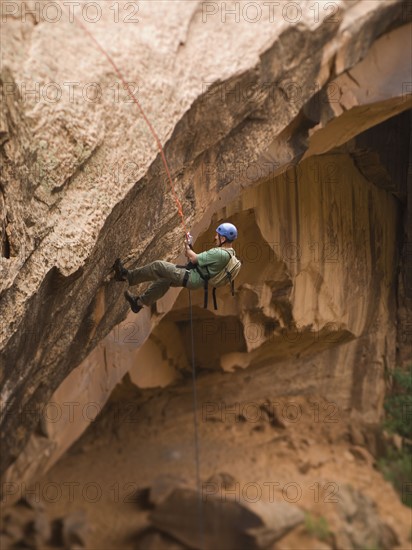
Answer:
1;0;411;525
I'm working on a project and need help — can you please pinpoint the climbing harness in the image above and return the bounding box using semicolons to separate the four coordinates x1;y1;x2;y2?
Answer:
70;13;204;545
194;249;242;310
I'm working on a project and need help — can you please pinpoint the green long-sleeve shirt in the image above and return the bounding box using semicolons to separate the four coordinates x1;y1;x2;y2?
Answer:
189;247;235;287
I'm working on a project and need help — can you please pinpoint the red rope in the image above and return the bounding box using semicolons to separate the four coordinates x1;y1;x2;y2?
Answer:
72;15;189;236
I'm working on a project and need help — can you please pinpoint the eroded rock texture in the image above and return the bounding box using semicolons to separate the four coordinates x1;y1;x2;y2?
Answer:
1;0;411;524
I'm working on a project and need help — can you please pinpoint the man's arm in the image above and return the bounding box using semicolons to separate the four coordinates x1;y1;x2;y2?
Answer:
184;243;198;264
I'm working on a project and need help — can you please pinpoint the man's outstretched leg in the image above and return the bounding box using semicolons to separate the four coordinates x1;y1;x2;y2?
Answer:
127;260;186;287
113;259;186;314
114;259;185;286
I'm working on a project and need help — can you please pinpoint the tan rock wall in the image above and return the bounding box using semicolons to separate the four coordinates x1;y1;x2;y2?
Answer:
3;147;401;492
1;0;410;489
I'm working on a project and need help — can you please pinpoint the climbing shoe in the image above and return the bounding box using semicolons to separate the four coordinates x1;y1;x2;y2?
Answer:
124;290;143;313
113;258;128;281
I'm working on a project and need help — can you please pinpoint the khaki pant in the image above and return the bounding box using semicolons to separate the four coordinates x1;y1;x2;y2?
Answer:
127;260;190;306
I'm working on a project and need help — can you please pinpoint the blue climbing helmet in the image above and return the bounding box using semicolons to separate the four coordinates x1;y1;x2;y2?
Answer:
216;222;238;241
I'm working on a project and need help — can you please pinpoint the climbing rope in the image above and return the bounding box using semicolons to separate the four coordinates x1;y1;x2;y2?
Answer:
71;14;189;236
70;11;204;544
188;290;205;547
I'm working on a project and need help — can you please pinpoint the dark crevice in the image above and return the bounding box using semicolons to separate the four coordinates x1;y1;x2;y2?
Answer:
2;225;10;258
0;183;10;258
346;70;361;88
51;143;103;195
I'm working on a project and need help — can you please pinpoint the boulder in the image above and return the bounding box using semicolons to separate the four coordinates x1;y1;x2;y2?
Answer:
336;484;399;549
149;484;304;549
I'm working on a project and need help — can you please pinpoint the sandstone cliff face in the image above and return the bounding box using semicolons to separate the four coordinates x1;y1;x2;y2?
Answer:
1;0;411;521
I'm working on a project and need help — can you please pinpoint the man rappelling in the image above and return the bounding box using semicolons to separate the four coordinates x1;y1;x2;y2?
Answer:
113;222;241;313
